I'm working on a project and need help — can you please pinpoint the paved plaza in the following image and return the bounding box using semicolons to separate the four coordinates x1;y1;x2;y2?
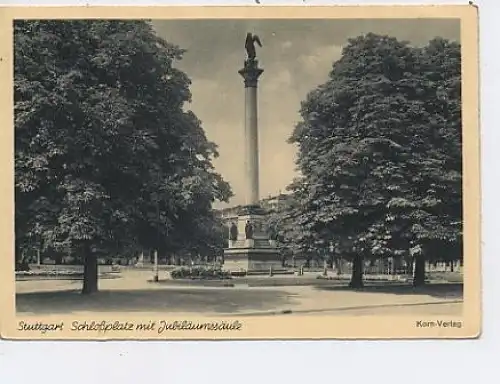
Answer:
16;269;463;317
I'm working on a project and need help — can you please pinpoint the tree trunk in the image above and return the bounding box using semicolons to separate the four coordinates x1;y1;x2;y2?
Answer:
349;254;364;288
305;257;310;268
328;258;334;269
15;246;30;271
392;257;399;275
413;256;426;287
335;257;342;275
450;261;454;272
82;244;98;295
405;257;413;276
15;242;21;270
54;253;63;265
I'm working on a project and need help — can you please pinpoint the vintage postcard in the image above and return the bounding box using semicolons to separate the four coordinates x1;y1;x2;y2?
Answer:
0;5;480;340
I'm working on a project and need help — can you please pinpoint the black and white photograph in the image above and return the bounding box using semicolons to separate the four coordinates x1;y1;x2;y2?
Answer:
2;5;480;339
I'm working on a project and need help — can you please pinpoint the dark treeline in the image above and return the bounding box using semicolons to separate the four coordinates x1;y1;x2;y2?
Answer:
266;34;462;288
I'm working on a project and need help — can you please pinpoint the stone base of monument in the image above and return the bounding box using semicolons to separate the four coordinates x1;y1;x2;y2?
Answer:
223;205;282;274
223;247;282;274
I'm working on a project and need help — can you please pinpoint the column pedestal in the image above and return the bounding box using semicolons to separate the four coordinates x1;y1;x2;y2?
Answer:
223;206;282;273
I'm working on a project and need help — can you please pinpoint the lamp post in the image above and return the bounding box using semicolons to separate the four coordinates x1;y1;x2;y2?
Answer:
153;250;159;282
322;246;328;277
154;184;160;282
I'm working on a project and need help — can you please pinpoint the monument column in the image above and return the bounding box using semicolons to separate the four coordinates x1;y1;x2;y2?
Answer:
238;60;264;206
223;34;280;274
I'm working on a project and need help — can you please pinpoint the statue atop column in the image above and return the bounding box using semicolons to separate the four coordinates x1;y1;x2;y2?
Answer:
240;33;264;88
245;33;262;62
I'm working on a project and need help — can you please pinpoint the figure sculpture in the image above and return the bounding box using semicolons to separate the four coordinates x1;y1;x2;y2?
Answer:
245;220;254;240
229;222;238;242
245;32;262;61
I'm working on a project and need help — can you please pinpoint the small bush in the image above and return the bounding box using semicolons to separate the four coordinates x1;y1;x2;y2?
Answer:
316;275;331;280
230;270;247;277
170;266;232;280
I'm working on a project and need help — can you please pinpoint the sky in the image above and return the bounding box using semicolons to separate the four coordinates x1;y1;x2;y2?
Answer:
152;19;460;208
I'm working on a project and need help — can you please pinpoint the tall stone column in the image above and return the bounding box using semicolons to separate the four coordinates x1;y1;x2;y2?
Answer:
223;55;280;274
238;60;264;206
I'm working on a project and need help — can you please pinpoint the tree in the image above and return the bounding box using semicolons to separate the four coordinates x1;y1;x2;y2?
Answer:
408;38;462;286
15;20;232;294
286;33;462;288
359;37;462;286
264;190;317;268
288;34;419;287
